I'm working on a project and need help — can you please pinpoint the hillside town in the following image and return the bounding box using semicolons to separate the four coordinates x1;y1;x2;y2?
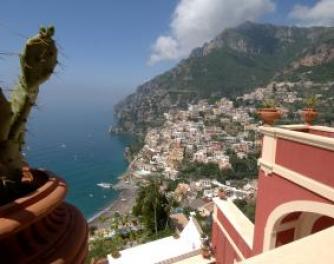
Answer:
125;81;312;200
130;98;255;173
89;80;333;262
2;4;334;264
126;98;257;196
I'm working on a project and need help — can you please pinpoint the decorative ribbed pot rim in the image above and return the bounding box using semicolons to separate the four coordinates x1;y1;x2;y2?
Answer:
302;108;317;112
257;108;279;113
0;170;67;239
257;108;282;126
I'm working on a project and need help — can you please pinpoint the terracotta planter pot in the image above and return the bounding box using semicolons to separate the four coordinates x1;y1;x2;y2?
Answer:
201;247;210;258
173;232;180;239
218;190;226;200
0;170;88;264
111;251;121;259
301;108;318;125
257;108;281;126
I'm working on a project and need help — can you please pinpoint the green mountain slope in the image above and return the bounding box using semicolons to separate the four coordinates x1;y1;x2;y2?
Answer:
115;22;334;134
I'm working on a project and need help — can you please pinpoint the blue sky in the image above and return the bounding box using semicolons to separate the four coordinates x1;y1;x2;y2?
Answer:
0;0;330;103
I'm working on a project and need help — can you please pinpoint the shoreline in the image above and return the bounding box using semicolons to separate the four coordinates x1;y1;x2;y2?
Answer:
88;134;140;228
88;177;138;228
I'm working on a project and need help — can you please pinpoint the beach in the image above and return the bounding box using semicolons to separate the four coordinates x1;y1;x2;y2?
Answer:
88;180;138;229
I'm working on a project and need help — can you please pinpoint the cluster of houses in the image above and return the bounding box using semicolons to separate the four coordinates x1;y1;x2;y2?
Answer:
129;97;260;182
239;81;300;103
171;179;257;210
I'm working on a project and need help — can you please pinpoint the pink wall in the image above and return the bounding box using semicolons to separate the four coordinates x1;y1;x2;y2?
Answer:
212;222;241;264
216;210;252;258
213;129;334;262
212;207;252;264
275;138;334;187
252;170;333;254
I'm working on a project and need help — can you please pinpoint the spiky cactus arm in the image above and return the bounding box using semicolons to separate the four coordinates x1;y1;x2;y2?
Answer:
9;26;57;142
0;26;57;183
0;88;12;141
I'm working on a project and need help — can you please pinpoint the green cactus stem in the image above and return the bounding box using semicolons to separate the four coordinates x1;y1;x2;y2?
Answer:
0;26;57;192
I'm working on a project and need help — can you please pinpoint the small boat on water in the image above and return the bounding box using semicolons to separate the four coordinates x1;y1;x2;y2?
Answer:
97;182;113;189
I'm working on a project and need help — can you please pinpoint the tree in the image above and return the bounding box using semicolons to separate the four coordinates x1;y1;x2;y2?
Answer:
87;235;123;263
132;180;171;235
227;150;259;179
234;199;256;223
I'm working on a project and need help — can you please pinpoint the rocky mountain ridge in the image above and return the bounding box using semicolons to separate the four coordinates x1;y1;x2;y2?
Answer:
114;22;334;134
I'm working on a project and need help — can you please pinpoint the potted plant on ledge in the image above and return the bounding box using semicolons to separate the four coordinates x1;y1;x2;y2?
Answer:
218;188;226;200
201;234;211;259
257;99;282;126
0;27;88;263
301;96;318;125
111;250;121;259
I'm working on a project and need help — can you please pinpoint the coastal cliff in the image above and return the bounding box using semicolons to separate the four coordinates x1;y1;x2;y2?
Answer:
114;22;334;134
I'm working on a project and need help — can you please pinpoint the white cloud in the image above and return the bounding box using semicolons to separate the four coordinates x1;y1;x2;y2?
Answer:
289;0;334;27
148;0;275;65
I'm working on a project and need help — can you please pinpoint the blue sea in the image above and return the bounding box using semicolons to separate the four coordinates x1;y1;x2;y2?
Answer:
25;90;133;220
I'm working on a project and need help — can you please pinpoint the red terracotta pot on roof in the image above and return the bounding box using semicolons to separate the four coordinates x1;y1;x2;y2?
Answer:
257;108;282;126
301;108;318;125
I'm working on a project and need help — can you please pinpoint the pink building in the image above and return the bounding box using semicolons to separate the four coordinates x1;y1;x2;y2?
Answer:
212;125;334;263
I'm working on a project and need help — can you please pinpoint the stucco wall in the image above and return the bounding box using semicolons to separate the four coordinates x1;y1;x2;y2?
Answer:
275;138;334;187
212;221;241;264
252;170;333;254
216;209;252;258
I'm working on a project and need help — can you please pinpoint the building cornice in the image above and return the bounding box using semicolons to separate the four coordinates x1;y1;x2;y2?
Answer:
213;198;254;248
260;125;334;152
259;160;334;202
213;208;246;261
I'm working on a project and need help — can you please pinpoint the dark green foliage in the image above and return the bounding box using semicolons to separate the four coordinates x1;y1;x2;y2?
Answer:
87;235;123;264
179;161;230;182
142;228;174;243
185;45;283;99
179;150;259;182
228;151;260;179
234;199;256;223
281;61;334;83
126;136;145;161
194;211;212;238
132;180;171;234
307;61;334;82
247;130;256;141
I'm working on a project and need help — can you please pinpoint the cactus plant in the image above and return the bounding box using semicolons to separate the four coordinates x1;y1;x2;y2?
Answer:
304;95;318;109
257;98;281;126
301;95;318;125
0;26;57;202
261;99;277;109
